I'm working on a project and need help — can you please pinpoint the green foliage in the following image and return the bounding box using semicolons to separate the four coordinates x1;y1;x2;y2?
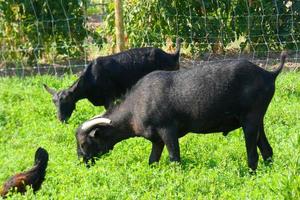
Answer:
236;0;300;53
1;1;299;68
102;0;300;55
0;72;299;199
0;0;88;65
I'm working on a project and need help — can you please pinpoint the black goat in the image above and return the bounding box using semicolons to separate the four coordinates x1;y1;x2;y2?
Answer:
76;52;286;171
44;39;181;122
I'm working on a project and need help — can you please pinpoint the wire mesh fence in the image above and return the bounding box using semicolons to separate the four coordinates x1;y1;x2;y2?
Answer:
0;0;299;76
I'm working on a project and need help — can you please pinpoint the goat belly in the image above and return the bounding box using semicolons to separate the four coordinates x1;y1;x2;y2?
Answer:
203;116;240;133
181;115;241;134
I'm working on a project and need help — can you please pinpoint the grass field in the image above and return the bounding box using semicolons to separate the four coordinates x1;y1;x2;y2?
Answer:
0;72;299;199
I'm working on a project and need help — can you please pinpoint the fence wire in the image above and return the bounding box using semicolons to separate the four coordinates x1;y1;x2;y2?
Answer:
0;0;299;76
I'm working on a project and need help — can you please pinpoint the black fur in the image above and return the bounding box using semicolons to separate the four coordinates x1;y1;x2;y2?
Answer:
76;52;286;171
44;39;181;122
0;147;49;197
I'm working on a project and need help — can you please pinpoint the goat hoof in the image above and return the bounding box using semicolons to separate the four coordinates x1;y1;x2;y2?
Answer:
248;168;257;175
264;157;273;166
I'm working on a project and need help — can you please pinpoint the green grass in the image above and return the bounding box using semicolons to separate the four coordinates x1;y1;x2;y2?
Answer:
0;72;299;199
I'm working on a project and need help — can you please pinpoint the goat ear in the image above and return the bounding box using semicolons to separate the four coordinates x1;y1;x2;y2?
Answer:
89;129;97;138
43;84;56;95
88;126;112;138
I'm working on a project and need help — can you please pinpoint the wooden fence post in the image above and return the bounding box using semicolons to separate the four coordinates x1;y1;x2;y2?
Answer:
114;0;125;52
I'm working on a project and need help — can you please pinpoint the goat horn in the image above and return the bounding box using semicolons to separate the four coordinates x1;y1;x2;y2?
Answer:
81;117;112;131
43;84;56;95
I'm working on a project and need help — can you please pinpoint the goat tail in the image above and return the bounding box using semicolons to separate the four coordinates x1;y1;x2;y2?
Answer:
34;147;49;170
272;51;287;78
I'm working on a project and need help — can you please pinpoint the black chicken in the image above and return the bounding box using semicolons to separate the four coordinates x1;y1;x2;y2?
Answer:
0;147;49;198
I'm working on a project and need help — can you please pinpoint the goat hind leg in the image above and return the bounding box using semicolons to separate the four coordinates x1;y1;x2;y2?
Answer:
242;116;260;171
257;121;273;162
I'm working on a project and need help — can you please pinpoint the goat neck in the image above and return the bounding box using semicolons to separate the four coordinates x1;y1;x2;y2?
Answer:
104;103;136;142
67;77;89;102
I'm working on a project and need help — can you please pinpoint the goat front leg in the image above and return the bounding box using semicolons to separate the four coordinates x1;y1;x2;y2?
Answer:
158;127;180;162
149;140;164;164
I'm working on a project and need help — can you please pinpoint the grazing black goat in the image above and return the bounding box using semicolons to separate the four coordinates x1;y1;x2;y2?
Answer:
44;39;181;122
76;52;286;171
0;148;49;198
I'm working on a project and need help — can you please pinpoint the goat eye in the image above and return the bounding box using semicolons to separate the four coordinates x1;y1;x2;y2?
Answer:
80;143;86;150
